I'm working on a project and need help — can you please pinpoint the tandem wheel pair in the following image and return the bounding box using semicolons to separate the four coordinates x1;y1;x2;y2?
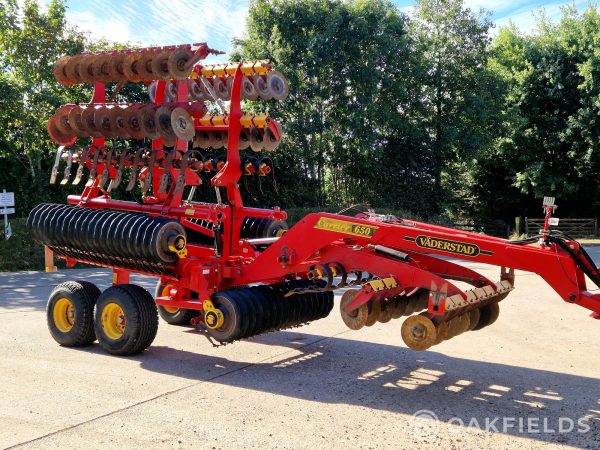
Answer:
46;280;193;356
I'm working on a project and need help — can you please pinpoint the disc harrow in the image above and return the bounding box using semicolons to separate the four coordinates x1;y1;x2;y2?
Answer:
35;41;600;359
208;280;334;343
53;43;217;85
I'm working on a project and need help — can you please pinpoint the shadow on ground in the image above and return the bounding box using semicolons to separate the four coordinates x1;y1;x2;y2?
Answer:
75;330;599;448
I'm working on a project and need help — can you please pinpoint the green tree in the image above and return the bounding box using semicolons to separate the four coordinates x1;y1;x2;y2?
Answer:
233;0;437;213
476;5;600;220
410;0;503;218
0;0;144;213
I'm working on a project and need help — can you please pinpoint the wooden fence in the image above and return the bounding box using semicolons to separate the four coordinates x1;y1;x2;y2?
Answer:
525;218;598;238
452;221;510;238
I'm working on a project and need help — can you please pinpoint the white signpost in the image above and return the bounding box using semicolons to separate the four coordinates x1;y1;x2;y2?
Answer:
0;189;15;240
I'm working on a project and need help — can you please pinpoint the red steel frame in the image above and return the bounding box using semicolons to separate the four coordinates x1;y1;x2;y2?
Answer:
52;60;600;322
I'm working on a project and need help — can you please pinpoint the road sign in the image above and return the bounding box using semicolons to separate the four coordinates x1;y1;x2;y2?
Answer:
2;189;14;240
0;191;14;207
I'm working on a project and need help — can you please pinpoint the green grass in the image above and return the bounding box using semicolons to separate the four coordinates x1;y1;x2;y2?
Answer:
6;205;595;273
0;217;92;272
0;217;45;272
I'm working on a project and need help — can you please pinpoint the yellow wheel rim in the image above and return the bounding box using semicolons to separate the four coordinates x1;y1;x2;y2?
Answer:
161;284;179;314
101;303;126;340
53;298;75;333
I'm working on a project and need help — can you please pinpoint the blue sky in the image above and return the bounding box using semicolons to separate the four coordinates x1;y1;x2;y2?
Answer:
61;0;592;58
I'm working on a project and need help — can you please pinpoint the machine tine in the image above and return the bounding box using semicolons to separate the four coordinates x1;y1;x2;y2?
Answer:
59;147;74;185
86;146;102;187
126;148;145;192
173;149;202;196
99;147;114;187
72;146;89;185
174;150;192;194
108;148;127;192
158;149;177;194
50;145;65;184
141;150;158;196
199;76;226;113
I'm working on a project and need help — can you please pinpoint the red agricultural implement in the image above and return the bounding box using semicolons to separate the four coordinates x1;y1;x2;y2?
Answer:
29;42;600;356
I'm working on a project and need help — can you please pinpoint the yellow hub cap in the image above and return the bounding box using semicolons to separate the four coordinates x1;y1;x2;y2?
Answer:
161;284;179;314
53;298;75;333
101;303;126;340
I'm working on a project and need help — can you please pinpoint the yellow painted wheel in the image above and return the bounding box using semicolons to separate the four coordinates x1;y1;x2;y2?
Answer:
47;281;100;347
100;303;126;340
94;284;158;355
53;298;75;333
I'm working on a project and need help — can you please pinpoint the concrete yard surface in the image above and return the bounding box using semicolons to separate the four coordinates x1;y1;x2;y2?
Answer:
1;251;600;449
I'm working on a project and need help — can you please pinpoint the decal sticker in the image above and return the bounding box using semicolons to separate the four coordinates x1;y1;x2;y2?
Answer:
314;217;378;238
405;235;493;257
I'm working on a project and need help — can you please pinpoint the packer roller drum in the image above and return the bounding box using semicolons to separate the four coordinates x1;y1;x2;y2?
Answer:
210;280;334;343
27;204;186;271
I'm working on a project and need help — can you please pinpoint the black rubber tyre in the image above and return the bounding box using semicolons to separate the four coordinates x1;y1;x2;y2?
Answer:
47;280;101;347
154;281;197;326
94;284;158;355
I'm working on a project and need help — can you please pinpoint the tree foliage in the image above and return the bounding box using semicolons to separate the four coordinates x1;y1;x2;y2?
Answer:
1;0;600;226
471;6;600;219
0;0;143;213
